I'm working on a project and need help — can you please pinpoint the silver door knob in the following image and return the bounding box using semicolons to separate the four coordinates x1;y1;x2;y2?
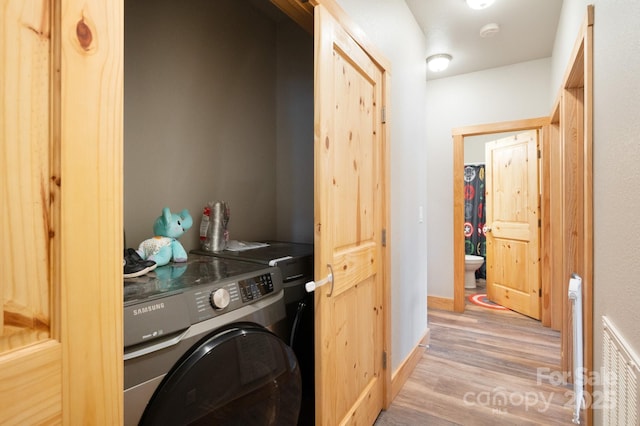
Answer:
483;226;492;233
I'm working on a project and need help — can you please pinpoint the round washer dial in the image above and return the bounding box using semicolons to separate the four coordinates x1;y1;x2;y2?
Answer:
210;288;230;310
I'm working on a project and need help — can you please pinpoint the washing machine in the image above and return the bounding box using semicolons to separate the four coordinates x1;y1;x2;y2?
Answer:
123;254;301;425
192;241;314;425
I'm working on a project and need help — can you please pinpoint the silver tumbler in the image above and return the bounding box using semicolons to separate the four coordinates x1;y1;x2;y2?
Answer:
210;201;229;251
201;201;229;251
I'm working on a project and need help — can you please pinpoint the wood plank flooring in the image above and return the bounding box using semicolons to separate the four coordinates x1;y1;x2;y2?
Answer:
376;284;578;425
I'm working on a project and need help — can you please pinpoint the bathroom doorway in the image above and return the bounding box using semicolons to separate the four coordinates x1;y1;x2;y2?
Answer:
452;118;548;315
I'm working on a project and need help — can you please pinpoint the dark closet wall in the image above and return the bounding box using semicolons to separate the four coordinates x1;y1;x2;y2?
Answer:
124;0;313;251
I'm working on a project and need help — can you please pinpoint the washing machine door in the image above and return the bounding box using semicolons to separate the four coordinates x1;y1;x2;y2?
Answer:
139;322;301;426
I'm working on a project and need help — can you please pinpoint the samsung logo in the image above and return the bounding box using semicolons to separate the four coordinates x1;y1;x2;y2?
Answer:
132;302;165;316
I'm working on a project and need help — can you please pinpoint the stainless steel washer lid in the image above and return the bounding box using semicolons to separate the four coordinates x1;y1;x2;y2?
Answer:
191;241;313;289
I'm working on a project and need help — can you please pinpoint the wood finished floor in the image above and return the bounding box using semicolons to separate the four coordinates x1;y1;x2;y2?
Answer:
375;283;577;425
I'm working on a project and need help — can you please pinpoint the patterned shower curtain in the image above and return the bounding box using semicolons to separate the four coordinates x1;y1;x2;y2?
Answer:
464;164;486;279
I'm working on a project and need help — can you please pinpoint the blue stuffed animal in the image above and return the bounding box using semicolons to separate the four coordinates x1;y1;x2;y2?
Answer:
137;207;193;267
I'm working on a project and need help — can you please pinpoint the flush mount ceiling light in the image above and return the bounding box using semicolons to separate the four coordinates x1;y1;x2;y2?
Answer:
426;54;452;72
466;0;495;10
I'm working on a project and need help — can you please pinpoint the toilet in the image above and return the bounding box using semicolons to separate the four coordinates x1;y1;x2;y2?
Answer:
464;255;485;289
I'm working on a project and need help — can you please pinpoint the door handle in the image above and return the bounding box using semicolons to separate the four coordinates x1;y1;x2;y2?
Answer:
305;264;334;297
483;225;492;234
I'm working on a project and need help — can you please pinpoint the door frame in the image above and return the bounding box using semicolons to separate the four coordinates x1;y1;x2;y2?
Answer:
452;117;548;315
551;6;594;425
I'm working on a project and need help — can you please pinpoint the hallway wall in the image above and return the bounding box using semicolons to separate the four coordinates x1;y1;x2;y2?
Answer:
424;58;552;299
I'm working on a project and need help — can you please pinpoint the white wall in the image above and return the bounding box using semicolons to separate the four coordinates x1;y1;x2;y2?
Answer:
549;0;592;103
425;58;552;298
590;0;640;357
550;2;640;424
463;139;485;165
336;0;429;371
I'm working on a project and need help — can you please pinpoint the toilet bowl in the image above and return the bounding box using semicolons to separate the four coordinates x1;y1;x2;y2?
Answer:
464;255;485;289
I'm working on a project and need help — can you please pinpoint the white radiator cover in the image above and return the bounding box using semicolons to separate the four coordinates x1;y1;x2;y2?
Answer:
602;316;640;426
569;275;584;424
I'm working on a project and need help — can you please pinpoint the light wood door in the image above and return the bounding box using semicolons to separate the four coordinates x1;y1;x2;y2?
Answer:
1;2;59;422
313;4;386;425
485;130;541;319
1;0;123;423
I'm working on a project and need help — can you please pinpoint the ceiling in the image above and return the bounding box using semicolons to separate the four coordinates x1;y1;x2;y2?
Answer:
405;0;564;80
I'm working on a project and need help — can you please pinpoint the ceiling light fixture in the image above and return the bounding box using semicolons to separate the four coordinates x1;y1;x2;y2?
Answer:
466;0;495;10
426;54;452;72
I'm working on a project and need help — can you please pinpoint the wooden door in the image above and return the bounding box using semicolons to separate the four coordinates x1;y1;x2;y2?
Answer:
313;4;387;425
1;2;59;421
485;130;541;319
0;0;123;423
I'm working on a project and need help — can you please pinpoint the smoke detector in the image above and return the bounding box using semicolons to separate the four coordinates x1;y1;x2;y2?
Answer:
480;23;500;38
466;0;495;10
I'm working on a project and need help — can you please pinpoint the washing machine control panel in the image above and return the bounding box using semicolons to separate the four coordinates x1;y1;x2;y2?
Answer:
238;273;274;302
123;259;284;348
206;273;275;309
186;267;282;323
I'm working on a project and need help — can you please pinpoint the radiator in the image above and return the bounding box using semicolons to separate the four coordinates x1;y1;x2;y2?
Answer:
568;274;584;424
602;316;640;426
